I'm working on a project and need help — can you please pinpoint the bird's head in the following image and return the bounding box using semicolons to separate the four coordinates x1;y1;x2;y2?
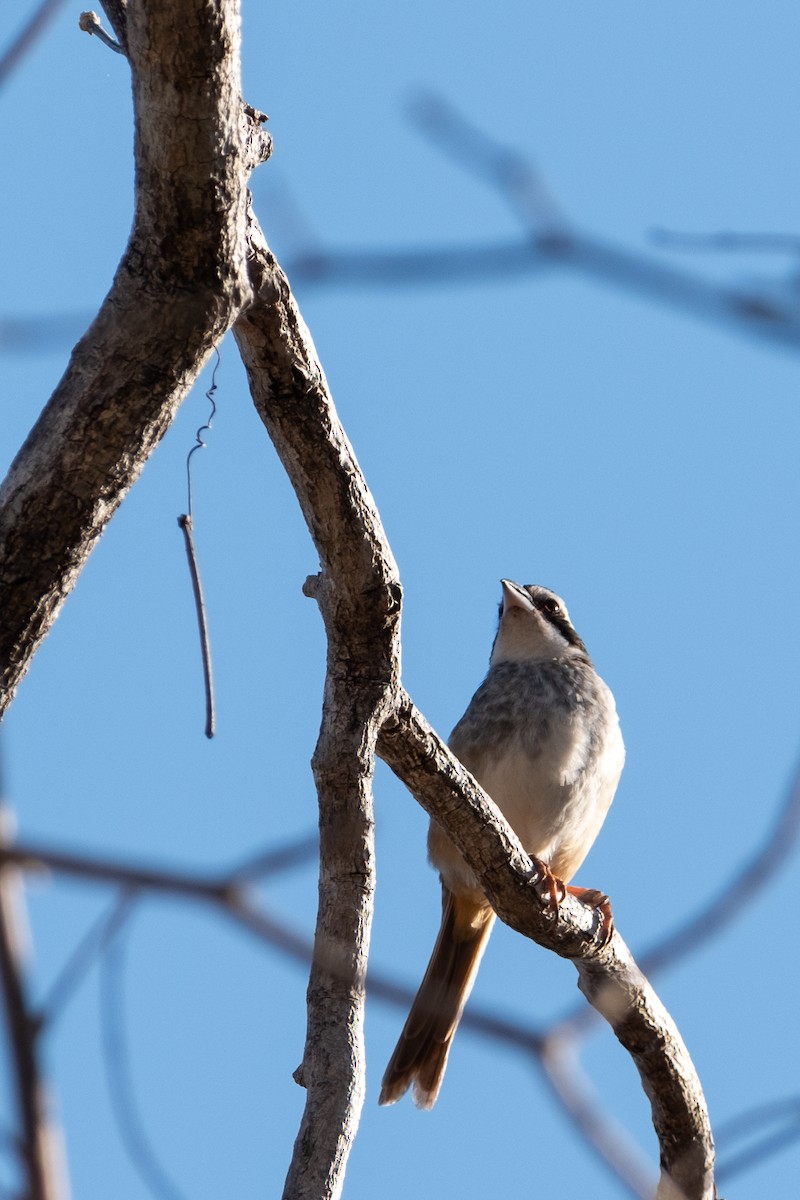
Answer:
490;579;590;665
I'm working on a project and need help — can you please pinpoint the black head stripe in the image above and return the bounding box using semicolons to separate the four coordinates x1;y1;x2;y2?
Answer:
524;585;591;660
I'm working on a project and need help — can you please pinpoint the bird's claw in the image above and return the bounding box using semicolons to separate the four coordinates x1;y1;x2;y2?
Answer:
529;857;566;915
566;885;615;947
528;862;614;947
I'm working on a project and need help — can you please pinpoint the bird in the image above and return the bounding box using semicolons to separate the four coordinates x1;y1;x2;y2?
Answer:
379;579;624;1109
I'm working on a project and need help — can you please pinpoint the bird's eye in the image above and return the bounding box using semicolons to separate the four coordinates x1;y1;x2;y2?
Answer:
540;599;561;616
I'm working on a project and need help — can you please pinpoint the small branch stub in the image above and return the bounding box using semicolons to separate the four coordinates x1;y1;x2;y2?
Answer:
302;573;322;601
79;11;126;55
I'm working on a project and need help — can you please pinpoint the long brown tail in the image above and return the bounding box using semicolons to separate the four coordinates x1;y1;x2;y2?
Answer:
379;886;495;1109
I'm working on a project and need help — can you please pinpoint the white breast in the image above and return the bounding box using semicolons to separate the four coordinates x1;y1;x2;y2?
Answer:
432;688;624;892
478;714;623;881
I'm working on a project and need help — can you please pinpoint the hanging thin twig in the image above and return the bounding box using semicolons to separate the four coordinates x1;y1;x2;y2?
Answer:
177;514;215;738
183;351;219;525
178;352;220;739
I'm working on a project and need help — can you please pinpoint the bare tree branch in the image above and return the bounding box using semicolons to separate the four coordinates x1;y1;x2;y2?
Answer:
41;892;135;1026
233;205;401;1200
0;0;68;88
640;754;800;976
0;842;230;903
7;219;800;357
0;839;319;974
407;90;567;231
715;1096;800;1182
229;834;319;883
275;94;800;353
178;350;221;739
275;226;800;357
651;228;800;254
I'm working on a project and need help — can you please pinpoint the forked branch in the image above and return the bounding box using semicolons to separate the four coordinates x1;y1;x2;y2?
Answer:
233;209;715;1200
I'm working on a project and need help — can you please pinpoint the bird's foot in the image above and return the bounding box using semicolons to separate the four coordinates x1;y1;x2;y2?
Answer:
528;863;614;947
529;856;566;916
566;886;614;947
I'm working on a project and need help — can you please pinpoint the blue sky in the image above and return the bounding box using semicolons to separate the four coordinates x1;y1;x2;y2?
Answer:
2;2;800;1197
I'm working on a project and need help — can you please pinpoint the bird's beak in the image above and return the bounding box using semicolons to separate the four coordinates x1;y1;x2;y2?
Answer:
500;579;534;613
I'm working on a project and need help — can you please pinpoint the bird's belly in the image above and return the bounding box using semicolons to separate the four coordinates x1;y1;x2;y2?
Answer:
431;716;622;893
479;745;584;859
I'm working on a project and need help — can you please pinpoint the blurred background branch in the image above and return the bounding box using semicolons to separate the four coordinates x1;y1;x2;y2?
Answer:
0;793;797;1197
7;96;800;358
0;0;67;89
